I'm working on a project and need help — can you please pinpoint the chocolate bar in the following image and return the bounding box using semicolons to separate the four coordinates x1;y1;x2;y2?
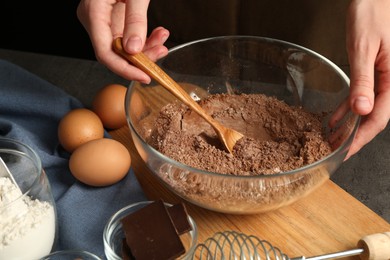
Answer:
121;200;192;260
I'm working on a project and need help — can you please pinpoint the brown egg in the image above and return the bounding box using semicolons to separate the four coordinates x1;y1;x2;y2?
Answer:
58;108;104;153
92;84;128;129
69;138;131;187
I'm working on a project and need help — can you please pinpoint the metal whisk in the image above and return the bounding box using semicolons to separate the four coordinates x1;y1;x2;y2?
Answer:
191;230;390;260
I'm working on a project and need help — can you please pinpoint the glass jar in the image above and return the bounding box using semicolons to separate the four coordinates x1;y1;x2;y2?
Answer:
0;137;57;260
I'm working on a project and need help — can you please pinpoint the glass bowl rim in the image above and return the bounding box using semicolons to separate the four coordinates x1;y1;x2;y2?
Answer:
40;249;102;259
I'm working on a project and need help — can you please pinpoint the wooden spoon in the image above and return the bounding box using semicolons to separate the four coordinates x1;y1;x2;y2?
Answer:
112;37;244;154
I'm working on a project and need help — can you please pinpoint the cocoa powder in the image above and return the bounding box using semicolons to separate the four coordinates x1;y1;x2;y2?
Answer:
140;93;332;213
147;93;331;175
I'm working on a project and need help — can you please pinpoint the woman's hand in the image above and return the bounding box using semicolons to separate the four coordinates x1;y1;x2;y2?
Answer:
77;0;170;83
331;0;390;160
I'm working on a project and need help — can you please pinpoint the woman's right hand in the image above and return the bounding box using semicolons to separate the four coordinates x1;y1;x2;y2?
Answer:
77;0;170;83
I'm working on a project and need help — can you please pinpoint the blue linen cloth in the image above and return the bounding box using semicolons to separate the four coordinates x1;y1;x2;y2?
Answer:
0;59;147;259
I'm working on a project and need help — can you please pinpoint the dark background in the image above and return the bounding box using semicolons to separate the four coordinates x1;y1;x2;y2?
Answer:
0;1;96;60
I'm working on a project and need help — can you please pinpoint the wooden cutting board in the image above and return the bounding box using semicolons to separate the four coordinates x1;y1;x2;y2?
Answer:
110;125;390;259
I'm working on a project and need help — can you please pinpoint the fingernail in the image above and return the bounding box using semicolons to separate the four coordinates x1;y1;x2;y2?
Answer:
354;96;371;112
161;33;169;43
142;76;151;84
126;36;142;53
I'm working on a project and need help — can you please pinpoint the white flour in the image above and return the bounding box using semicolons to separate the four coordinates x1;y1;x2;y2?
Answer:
0;177;56;260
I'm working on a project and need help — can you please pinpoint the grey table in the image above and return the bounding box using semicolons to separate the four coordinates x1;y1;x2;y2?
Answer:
1;48;389;223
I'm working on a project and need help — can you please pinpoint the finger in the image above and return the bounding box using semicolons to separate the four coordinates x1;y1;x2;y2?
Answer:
143;45;169;62
144;27;170;50
111;1;126;38
329;97;350;128
77;0;113;60
143;27;170;61
347;29;377;116
106;53;151;83
349;68;375;116
122;0;150;54
345;87;390;159
328;94;354;153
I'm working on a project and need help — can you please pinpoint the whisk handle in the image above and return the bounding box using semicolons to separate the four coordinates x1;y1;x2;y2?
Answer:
291;248;364;260
291;232;390;260
357;232;390;260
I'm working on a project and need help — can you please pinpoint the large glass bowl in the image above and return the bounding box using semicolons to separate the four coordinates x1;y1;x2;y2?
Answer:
125;36;360;214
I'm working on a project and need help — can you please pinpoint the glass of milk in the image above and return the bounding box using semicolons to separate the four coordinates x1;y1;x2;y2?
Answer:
0;137;57;260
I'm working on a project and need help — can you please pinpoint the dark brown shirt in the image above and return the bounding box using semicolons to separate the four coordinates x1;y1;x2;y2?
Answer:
148;0;350;72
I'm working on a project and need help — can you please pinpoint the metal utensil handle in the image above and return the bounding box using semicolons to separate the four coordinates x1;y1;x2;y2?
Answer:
0;156;20;190
291;248;364;260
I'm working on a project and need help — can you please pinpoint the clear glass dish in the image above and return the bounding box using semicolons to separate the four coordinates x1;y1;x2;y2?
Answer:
103;201;198;260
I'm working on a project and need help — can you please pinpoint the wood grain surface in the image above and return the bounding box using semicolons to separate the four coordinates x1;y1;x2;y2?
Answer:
110;125;390;259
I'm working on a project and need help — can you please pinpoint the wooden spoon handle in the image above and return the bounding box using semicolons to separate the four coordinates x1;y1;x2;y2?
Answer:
112;37;220;129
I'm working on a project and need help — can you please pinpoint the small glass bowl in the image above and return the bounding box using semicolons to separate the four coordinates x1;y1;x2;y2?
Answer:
0;137;57;260
103;201;198;260
40;250;102;260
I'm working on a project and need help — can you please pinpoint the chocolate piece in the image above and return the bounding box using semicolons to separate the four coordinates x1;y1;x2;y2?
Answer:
167;203;192;235
121;239;134;260
121;200;185;260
